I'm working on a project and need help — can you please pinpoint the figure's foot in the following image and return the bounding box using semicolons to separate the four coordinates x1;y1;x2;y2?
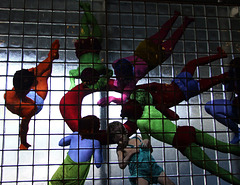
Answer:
19;143;31;150
80;2;91;12
183;16;195;24
217;47;227;58
48;40;60;60
230;129;240;144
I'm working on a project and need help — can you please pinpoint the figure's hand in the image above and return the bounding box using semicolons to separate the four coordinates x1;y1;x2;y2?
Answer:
142;139;151;148
48;40;60;60
97;96;115;107
117;141;127;151
142;139;153;153
117;141;124;148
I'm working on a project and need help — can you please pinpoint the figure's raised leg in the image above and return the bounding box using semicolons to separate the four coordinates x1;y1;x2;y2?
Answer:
35;69;52;99
33;41;60;98
149;11;181;45
161;16;194;54
78;3;90;39
71;4;90;87
80;2;102;40
35;40;59;77
181;47;227;75
195;129;240;156
198;72;229;93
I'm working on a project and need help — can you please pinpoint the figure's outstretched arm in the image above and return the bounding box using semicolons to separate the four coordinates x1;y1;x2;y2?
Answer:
98;80;133;106
97;93;128;106
59;135;72;146
117;150;127;169
117;145;138;169
142;139;153;153
94;140;103;168
86;69;113;90
112;93;129;104
69;68;80;89
105;68;113;79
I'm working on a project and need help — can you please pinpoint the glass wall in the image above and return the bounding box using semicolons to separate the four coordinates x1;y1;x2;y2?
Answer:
0;0;239;184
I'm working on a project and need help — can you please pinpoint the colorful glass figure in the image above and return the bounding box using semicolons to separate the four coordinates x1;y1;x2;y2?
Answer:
121;91;240;185
4;40;60;150
98;12;194;106
69;2;113;90
108;122;175;185
132;47;228;121
50;116;103;185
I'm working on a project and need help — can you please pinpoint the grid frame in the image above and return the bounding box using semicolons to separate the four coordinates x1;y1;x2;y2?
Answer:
0;0;240;185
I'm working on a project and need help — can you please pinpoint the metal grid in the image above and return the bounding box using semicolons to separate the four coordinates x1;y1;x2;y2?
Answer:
0;0;239;184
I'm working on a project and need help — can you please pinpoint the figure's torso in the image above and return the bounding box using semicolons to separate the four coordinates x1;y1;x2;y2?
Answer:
68;133;99;163
137;105;177;145
4;90;36;117
79;53;106;74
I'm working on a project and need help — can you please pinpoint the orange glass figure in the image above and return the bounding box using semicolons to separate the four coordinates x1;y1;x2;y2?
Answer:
4;40;60;150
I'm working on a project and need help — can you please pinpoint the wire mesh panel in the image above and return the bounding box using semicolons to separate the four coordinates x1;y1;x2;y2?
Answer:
0;0;239;184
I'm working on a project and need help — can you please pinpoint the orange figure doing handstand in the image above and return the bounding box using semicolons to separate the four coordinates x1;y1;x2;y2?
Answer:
4;40;60;150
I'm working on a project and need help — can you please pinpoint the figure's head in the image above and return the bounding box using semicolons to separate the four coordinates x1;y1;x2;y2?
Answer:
108;121;129;149
227;57;240;93
121;99;143;120
80;68;100;85
113;59;134;87
130;89;153;106
78;115;100;139
13;69;35;92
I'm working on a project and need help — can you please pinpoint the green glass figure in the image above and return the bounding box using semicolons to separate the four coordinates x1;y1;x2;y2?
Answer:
69;2;113;89
120;90;240;185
